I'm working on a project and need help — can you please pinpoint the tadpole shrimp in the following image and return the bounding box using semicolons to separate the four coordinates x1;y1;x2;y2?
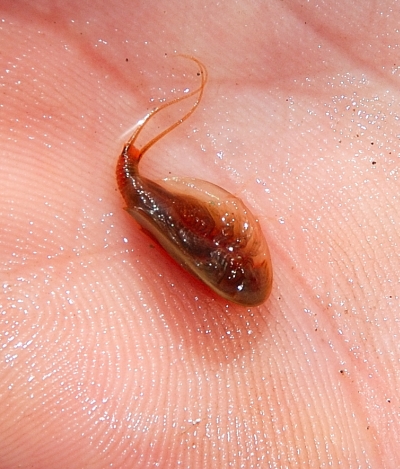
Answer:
116;56;273;306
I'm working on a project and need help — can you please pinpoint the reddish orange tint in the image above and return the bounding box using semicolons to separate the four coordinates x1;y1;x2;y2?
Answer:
116;56;272;306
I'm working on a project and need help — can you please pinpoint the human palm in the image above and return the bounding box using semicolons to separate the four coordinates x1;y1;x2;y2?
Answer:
1;1;399;468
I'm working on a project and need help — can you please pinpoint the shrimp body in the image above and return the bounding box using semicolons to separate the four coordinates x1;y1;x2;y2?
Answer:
116;57;272;306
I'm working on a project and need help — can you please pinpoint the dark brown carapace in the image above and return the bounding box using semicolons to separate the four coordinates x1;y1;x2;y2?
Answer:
116;56;272;306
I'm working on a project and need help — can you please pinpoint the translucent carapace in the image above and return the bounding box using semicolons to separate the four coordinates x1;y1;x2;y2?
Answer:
116;56;272;306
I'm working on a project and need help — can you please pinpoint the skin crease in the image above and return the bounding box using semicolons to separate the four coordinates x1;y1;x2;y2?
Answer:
1;0;400;468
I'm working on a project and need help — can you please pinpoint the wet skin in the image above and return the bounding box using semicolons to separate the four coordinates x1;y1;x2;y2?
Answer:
1;1;400;468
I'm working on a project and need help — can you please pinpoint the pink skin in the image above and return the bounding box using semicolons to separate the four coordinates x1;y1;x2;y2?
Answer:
1;1;399;468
